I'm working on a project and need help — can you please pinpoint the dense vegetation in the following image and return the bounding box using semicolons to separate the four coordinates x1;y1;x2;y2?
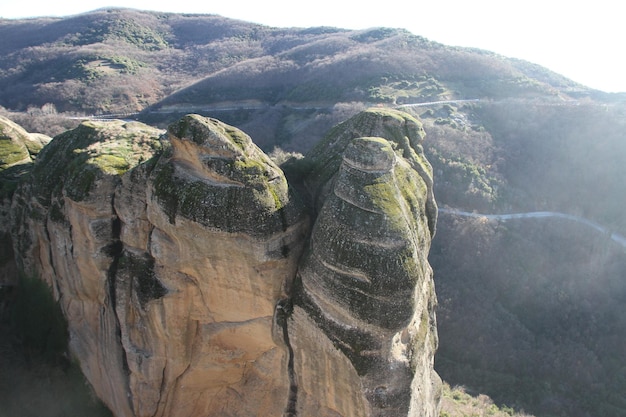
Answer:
2;8;626;417
418;97;626;416
431;215;626;417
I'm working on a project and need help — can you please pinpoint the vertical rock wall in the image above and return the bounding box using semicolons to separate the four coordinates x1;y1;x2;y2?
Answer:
292;109;441;417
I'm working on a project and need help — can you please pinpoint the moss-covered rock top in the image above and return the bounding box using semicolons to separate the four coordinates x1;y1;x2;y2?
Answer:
294;110;440;412
0;116;35;172
152;114;304;236
30;120;163;205
297;132;434;334
342;136;396;172
303;108;426;194
25;133;53;157
302;107;437;235
167;114;250;155
0;116;52;201
296;109;437;339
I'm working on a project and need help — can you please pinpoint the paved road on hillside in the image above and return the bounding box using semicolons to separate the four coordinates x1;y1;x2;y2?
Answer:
74;96;600;120
438;207;626;249
394;99;480;108
71;99;482;120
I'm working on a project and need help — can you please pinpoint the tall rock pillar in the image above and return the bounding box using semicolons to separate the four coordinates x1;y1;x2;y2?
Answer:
291;109;441;417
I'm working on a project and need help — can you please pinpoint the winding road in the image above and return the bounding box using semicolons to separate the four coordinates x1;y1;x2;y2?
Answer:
438;207;626;249
70;99;482;121
394;99;480;108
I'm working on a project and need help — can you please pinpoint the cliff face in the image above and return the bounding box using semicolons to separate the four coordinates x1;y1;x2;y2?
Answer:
8;109;440;417
292;109;440;416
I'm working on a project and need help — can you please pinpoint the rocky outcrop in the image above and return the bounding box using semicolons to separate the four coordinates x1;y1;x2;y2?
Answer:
8;109;440;416
10;120;167;415
0;115;50;289
0;115;50;171
291;109;440;416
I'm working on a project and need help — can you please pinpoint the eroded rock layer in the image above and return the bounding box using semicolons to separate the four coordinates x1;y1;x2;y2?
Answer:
8;110;440;417
293;109;440;417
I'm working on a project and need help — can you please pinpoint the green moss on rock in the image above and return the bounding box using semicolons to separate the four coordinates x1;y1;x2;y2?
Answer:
297;107;437;236
0;117;50;201
0;139;29;170
29;120;163;206
302;108;431;202
167;114;248;151
152;115;302;237
295;108;438;385
0;116;35;172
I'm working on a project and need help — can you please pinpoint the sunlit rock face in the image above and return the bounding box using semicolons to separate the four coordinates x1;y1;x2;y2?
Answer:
11;120;164;416
10;110;440;417
112;115;308;417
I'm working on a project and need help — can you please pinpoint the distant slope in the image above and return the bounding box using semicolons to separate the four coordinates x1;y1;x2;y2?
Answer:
2;7;617;151
0;8;596;116
431;212;626;417
439;208;626;248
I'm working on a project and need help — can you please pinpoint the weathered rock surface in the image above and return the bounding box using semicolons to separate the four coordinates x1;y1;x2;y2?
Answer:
11;120;166;415
292;109;440;416
8;109;440;416
0;115;50;171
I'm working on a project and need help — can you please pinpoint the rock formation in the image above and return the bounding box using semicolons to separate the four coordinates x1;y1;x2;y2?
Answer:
290;109;440;416
6;109;441;416
0;115;50;289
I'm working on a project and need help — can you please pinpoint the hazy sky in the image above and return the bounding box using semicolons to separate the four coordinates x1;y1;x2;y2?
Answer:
1;0;624;93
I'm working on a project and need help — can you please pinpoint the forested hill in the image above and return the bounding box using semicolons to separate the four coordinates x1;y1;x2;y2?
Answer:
0;7;618;117
3;8;625;151
3;8;626;417
1;8;624;151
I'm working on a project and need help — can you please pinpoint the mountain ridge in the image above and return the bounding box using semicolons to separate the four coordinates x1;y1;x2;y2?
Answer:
0;8;610;115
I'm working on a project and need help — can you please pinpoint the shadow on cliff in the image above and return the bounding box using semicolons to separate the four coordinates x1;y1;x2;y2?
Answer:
0;275;112;417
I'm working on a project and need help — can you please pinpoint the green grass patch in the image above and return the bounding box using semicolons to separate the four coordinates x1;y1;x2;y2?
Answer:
440;382;533;417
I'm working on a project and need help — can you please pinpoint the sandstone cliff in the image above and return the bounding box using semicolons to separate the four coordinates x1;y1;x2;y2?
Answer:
291;109;440;416
7;109;440;416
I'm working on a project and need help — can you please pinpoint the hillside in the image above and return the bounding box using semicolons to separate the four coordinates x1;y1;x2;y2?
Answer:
0;7;612;141
0;8;588;116
2;8;626;417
